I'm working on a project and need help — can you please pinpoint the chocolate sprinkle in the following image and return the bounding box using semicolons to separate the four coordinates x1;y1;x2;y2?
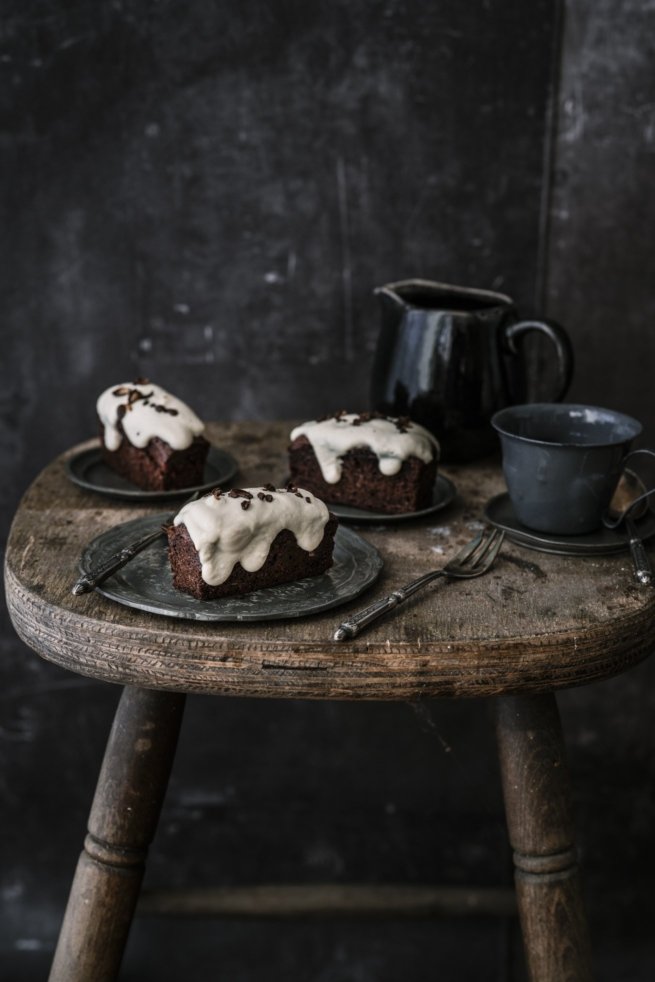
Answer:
127;388;152;407
110;383;184;423
316;409;406;427
316;409;349;422
111;385;155;412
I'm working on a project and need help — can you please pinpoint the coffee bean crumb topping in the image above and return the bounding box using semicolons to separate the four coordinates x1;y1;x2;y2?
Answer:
316;410;412;431
110;384;180;416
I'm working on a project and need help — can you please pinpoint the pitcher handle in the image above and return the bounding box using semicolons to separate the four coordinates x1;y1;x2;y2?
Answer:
503;318;574;402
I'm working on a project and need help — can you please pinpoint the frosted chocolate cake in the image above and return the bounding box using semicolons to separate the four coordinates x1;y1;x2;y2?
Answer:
165;485;337;599
97;380;208;491
288;412;439;514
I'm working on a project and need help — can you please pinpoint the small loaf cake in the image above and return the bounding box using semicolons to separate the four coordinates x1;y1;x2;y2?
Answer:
97;380;209;491
288;412;439;514
166;485;337;600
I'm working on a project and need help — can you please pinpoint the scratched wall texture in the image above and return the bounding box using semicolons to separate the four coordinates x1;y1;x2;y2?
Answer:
2;0;655;979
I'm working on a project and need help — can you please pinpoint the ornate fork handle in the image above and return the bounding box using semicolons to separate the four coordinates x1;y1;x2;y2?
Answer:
333;569;448;641
72;491;200;596
626;516;653;586
72;525;167;595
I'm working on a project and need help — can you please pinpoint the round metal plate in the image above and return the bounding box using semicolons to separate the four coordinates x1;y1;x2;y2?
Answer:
328;473;456;523
67;445;239;501
485;492;655;556
80;517;383;621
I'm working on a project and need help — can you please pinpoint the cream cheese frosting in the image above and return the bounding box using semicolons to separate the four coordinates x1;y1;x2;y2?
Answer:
290;413;439;484
97;381;205;452
173;486;330;586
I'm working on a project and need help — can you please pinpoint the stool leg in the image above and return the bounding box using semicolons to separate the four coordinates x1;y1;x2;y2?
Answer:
49;686;186;982
495;693;593;982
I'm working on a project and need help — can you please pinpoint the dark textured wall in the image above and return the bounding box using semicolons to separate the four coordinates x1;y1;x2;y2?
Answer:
550;0;655;424
2;0;555;513
545;3;655;976
2;1;655;980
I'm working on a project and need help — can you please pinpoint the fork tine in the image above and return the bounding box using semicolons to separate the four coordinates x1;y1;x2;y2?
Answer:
470;528;504;570
447;527;504;574
448;530;485;566
466;529;498;569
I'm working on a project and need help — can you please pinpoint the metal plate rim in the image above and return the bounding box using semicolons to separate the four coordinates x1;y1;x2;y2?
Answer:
328;473;457;523
66;444;239;501
80;518;383;622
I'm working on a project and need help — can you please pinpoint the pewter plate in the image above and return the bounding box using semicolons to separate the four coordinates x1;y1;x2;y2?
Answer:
79;516;383;621
67;445;239;501
485;493;655;556
328;474;457;523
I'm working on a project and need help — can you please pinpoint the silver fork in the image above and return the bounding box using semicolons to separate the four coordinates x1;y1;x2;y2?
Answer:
333;527;505;641
71;491;201;595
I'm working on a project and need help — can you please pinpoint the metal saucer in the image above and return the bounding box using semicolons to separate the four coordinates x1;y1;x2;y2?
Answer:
484;493;655;556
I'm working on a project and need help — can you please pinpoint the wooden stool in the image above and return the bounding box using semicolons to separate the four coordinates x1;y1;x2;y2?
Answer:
7;421;655;982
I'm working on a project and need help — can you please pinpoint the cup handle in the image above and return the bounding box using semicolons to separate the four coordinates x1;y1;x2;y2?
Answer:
619;449;655;518
503;318;575;402
603;450;655;530
613;450;655;585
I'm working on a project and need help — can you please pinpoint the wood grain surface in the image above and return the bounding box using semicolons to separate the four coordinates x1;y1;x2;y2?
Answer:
5;421;655;700
496;695;592;981
48;687;186;982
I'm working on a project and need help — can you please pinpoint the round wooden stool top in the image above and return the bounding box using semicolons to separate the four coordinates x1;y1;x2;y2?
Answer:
5;421;655;700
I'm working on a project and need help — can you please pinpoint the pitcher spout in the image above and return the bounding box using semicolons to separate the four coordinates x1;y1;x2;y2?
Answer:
375;279;513;313
374;284;408;315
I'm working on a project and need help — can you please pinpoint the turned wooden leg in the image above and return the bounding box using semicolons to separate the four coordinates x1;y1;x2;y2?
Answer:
495;693;593;982
49;686;186;982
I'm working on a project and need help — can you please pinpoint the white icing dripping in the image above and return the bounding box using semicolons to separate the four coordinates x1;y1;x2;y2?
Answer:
97;382;205;452
173;488;330;586
290;414;439;484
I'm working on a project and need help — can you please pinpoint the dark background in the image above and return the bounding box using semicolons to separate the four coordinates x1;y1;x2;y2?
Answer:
2;1;655;979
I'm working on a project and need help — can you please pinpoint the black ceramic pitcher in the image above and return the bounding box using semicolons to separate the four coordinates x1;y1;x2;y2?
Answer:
370;279;574;462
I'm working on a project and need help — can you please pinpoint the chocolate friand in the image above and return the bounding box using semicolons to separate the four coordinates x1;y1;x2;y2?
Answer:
165;486;337;600
97;380;209;491
288;412;439;514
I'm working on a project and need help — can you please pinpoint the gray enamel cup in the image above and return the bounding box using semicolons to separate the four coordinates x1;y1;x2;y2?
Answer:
491;403;643;535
